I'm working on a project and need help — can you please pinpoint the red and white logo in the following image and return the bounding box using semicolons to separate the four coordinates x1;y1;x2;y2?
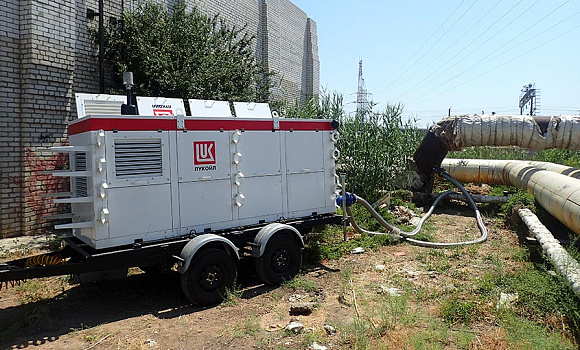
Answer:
153;109;173;116
194;141;216;165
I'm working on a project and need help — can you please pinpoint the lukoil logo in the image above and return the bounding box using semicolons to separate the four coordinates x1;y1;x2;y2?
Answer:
193;141;216;165
153;109;173;116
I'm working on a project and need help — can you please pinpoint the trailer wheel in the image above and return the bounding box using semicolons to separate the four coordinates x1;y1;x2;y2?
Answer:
255;233;302;285
180;248;237;306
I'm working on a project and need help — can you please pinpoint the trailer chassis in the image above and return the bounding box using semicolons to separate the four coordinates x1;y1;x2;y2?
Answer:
0;214;341;304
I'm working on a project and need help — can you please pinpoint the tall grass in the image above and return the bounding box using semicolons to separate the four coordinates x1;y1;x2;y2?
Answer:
282;88;344;120
338;104;424;201
282;91;424;202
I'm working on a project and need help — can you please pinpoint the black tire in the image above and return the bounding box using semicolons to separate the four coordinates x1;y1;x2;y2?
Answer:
180;248;237;306
255;233;302;285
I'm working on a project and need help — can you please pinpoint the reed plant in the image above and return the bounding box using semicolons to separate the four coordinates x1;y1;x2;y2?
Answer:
337;104;424;202
282;91;424;202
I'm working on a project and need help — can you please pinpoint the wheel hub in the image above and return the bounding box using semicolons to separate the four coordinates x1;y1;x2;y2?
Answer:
272;248;290;273
200;264;222;291
206;272;217;283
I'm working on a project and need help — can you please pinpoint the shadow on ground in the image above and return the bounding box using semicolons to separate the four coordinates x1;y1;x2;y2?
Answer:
0;259;275;349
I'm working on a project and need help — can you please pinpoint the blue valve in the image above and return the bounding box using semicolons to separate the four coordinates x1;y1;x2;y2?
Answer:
336;193;357;207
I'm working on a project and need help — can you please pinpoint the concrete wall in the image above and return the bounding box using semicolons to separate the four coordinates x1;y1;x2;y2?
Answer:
187;0;319;102
0;0;319;237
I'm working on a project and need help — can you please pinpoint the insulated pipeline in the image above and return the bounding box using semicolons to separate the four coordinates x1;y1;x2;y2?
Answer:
433;115;580;151
442;159;580;236
518;208;580;297
412;115;580;192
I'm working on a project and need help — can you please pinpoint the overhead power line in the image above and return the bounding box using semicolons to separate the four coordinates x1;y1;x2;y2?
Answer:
406;3;445;46
406;7;580;105
390;0;527;101
370;0;467;92
374;0;479;97
543;105;580;110
377;0;504;98
406;22;580;107
395;0;537;102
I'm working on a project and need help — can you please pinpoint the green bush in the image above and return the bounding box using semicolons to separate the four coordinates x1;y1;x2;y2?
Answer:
100;1;274;102
302;223;398;263
441;297;477;325
280;91;424;202
477;264;580;339
533;149;580;168
282;88;344;120
501;190;536;215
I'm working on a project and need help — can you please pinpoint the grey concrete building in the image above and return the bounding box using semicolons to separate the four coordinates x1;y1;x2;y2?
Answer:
0;0;319;238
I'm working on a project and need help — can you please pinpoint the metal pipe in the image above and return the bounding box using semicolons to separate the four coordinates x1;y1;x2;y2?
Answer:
99;0;104;93
341;174;347;241
414;192;509;204
442;159;580;235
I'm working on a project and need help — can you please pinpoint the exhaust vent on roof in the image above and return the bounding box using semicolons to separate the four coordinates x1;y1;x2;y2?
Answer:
114;139;163;178
84;100;124;116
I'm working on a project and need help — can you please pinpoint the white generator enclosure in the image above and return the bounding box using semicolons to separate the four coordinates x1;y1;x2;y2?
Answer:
52;111;339;249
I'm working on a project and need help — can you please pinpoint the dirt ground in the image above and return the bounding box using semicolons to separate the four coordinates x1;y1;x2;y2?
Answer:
0;204;573;349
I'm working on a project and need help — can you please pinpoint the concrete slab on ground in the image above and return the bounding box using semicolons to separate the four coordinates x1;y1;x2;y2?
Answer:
0;234;59;254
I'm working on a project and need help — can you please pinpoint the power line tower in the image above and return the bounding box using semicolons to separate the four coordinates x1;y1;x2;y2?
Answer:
519;83;540;116
356;59;372;120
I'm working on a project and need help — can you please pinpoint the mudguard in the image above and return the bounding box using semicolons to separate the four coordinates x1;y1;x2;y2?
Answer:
251;223;304;258
177;234;240;274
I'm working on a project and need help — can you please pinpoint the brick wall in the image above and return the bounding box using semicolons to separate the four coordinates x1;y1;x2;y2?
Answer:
0;0;24;237
0;0;319;237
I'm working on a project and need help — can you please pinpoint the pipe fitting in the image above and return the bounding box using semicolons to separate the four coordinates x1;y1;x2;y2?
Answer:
336;193;357;207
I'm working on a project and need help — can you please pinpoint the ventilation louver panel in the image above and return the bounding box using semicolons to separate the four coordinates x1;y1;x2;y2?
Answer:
74;153;88;197
84;100;124;116
114;139;163;178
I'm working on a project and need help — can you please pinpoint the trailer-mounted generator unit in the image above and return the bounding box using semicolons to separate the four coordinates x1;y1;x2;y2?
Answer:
1;94;342;305
55;97;339;249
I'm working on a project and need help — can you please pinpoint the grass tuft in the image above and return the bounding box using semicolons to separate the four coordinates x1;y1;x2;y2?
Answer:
220;284;243;307
440;297;477;325
281;277;318;292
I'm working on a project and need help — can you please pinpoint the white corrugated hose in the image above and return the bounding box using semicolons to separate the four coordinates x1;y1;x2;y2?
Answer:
518;208;580;297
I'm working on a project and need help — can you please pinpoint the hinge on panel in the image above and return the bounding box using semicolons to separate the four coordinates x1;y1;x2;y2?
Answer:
176;111;185;129
97;156;106;173
99;181;109;199
100;207;110;225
